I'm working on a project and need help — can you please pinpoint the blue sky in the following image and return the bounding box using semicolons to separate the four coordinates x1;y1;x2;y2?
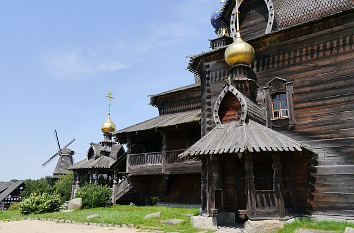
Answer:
0;0;217;180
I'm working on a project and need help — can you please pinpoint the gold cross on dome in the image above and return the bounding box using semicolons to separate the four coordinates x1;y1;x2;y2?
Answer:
106;91;114;116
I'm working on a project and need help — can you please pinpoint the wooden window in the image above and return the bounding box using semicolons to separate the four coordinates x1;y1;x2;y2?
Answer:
264;77;295;129
271;93;289;119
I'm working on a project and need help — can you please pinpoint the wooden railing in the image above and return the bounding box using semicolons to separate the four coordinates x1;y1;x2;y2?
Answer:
166;149;193;164
115;178;133;200
255;190;276;209
128;149;197;167
128;152;162;166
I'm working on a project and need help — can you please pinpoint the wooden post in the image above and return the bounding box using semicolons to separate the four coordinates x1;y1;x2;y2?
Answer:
244;153;256;218
234;157;240;212
89;171;93;184
95;171;98;184
71;171;77;199
127;136;132;173
161;130;167;174
112;170;118;205
206;155;214;217
201;157;208;215
272;154;285;218
208;155;222;217
286;155;296;210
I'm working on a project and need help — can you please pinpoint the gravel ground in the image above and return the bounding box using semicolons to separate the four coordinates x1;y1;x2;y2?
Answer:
0;220;149;233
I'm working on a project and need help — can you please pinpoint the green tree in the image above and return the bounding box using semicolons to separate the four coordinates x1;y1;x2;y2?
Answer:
22;178;53;199
54;171;74;201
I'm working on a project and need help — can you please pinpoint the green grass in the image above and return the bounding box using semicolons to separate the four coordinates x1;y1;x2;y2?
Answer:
2;207;353;233
0;205;213;233
277;218;354;233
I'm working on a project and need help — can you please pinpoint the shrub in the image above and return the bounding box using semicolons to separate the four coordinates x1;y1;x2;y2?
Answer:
22;178;53;199
20;192;62;215
8;202;21;211
54;172;74;201
150;196;159;205
75;184;111;208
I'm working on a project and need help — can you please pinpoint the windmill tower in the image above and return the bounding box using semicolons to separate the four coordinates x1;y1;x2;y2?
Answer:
42;130;76;178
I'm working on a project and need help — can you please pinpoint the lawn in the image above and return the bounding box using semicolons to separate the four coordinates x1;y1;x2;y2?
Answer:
278;218;354;233
0;205;213;233
2;207;354;233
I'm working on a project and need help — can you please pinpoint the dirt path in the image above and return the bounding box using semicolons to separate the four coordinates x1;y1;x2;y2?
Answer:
0;220;149;233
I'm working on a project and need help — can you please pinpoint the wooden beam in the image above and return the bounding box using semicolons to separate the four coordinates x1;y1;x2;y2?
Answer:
201;157;208;215
244;153;256;218
272;154;285;218
161;129;167;174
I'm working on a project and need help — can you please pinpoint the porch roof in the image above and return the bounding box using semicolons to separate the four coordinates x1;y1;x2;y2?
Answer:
115;109;201;135
180;120;304;158
69;156;117;170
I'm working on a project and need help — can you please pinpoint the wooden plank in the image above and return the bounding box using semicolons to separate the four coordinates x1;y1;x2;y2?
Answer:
315;165;354;175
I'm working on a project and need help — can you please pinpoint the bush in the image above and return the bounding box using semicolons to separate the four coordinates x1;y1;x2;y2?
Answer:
150;196;159;205
8;202;21;211
22;178;53;199
75;184;111;208
20;192;62;215
54;172;73;201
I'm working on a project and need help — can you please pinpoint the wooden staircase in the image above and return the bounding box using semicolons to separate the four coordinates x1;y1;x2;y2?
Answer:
114;178;143;205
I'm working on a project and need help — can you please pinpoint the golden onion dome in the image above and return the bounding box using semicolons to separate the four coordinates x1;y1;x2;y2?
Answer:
101;116;116;133
224;31;255;67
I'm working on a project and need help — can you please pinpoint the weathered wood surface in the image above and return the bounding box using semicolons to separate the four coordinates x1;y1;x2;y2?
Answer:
198;10;354;216
161;174;201;204
239;0;268;41
152;84;201;115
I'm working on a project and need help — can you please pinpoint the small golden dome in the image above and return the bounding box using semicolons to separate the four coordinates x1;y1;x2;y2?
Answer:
225;31;255;67
101;116;116;133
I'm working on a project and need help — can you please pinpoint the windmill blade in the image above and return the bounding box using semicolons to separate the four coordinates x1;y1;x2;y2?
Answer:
63;138;76;149
42;152;59;167
54;130;61;151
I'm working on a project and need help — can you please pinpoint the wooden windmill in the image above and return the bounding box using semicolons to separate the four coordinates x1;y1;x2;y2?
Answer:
42;130;76;178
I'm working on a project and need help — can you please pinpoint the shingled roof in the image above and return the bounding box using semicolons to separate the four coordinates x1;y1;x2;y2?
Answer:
70;156;118;170
218;0;354;31
150;83;201;107
0;180;24;203
69;143;124;170
116;109;201;135
188;0;354;72
149;83;200;98
180;120;304;158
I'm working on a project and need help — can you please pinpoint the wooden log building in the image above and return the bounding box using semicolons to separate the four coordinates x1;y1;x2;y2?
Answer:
0;180;24;210
95;0;353;223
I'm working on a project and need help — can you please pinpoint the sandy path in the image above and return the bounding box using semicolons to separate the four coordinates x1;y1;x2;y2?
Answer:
0;220;149;233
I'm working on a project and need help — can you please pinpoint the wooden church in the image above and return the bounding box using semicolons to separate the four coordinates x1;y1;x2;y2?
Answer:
112;0;354;223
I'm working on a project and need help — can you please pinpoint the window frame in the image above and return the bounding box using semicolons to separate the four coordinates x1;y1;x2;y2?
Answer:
271;93;289;120
263;77;295;129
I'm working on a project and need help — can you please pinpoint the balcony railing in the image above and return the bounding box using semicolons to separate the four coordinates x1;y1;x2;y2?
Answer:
129;152;162;166
166;149;194;164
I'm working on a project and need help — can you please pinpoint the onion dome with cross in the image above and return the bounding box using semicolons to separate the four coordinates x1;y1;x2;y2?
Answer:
224;0;255;66
101;92;117;133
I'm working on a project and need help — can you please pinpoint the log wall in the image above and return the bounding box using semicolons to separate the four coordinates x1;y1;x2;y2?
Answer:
199;10;354;216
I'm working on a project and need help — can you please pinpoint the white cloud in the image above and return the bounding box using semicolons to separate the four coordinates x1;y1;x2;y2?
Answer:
43;0;213;80
43;49;127;79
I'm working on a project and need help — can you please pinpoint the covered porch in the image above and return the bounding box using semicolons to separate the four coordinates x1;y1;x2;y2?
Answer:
181;120;315;222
